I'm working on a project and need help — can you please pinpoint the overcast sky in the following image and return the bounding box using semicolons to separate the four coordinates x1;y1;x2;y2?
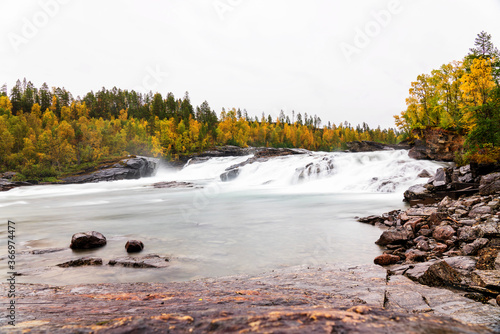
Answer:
2;0;500;128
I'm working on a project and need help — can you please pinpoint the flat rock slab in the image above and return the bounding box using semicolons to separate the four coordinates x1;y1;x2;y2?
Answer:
108;254;169;268
1;264;499;333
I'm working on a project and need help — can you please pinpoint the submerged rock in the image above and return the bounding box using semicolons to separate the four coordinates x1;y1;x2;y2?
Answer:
57;257;103;268
108;254;169;268
220;168;240;182
70;231;107;250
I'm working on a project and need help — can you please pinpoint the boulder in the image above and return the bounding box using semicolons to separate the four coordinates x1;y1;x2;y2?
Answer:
461;238;489;256
70;231;107;249
418;169;432;178
375;228;412;246
220;168;240;182
479;172;500;195
405;249;427;262
433;168;448;187
125;240;144;253
403;185;434;203
408;128;464;161
374;254;400;266
432;225;455;242
476;247;499;270
418;261;462;287
57;257;103;268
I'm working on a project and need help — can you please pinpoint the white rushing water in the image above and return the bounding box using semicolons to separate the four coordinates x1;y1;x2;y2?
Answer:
0;150;448;284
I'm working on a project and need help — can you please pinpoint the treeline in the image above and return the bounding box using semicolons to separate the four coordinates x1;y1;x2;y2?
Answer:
395;31;500;163
0;81;400;180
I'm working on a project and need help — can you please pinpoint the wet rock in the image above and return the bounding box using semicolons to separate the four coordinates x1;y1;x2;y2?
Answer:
479;172;500;196
70;231;107;250
418;169;432;178
433;225;455;241
375;228;412;246
125;240;144;253
152;181;196;189
108;254;169;268
418;261;462;287
461;238;489;256
373;254;400;266
476;248;499;270
0;178;33;192
403;184;435;203
220;168;240;182
357;215;384;225
57;257;103;268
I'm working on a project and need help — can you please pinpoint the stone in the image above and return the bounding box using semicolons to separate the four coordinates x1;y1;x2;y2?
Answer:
108;254;169;268
152;181;196;189
407;128;464;161
125;240;144;253
433;168;448;187
220;168;240;182
418;169;432;178
432;225;455;241
457;226;475;242
473;222;500;238
479;172;500;195
70;231;107;249
476;247;499;270
405;249;427;262
373;254;400;266
418;261;462;287
497;295;500;306
403;185;434;203
461;238;489;256
433;243;448;253
469;205;492;217
406;207;438;217
416;239;430;251
57;257;103;268
375;228;412;246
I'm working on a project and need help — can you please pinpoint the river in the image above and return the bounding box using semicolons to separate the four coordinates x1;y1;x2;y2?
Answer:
0;150;447;285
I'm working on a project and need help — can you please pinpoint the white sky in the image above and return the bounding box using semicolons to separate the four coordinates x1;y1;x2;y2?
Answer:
1;0;500;128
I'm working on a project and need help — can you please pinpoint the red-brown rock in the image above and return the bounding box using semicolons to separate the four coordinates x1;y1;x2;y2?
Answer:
374;254;400;266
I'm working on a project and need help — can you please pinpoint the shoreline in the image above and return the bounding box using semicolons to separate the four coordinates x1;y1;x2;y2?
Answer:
1;149;499;332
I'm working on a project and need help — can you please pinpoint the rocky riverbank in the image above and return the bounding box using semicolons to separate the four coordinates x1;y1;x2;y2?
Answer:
0;155;159;192
2;263;499;333
359;166;500;314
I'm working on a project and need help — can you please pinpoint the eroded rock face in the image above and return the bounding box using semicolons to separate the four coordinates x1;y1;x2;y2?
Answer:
408;128;464;161
479;172;500;196
70;231;107;250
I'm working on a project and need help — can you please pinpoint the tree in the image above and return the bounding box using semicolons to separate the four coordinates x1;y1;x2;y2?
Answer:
468;31;500;84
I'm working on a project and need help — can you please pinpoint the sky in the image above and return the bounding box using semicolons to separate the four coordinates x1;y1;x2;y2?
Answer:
1;0;500;129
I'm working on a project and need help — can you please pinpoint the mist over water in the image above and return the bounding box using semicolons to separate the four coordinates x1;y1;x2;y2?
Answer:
0;150;448;285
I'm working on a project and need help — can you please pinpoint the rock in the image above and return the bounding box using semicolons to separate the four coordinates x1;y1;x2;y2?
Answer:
418;169;432;178
497;294;500;306
346;141;409;152
479;172;500;195
403;184;435;203
375;228;412;246
0;178;33;192
457;226;476;242
220;168;240;182
70;231;107;249
406;207;438;217
408;128;464;161
418;261;462;287
57;257;103;268
357;215;384;225
108;254;169;268
416;239;431;251
374;254;400;266
461;238;489;256
433;168;448;187
432;225;455;241
152;181;197;189
125;240;144;253
405;249;427;262
469;205;492;217
62;156;159;184
473;222;500;238
433;243;448;253
476;247;499;270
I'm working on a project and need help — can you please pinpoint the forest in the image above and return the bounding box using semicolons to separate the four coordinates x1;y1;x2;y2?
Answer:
0;80;399;181
395;31;500;164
